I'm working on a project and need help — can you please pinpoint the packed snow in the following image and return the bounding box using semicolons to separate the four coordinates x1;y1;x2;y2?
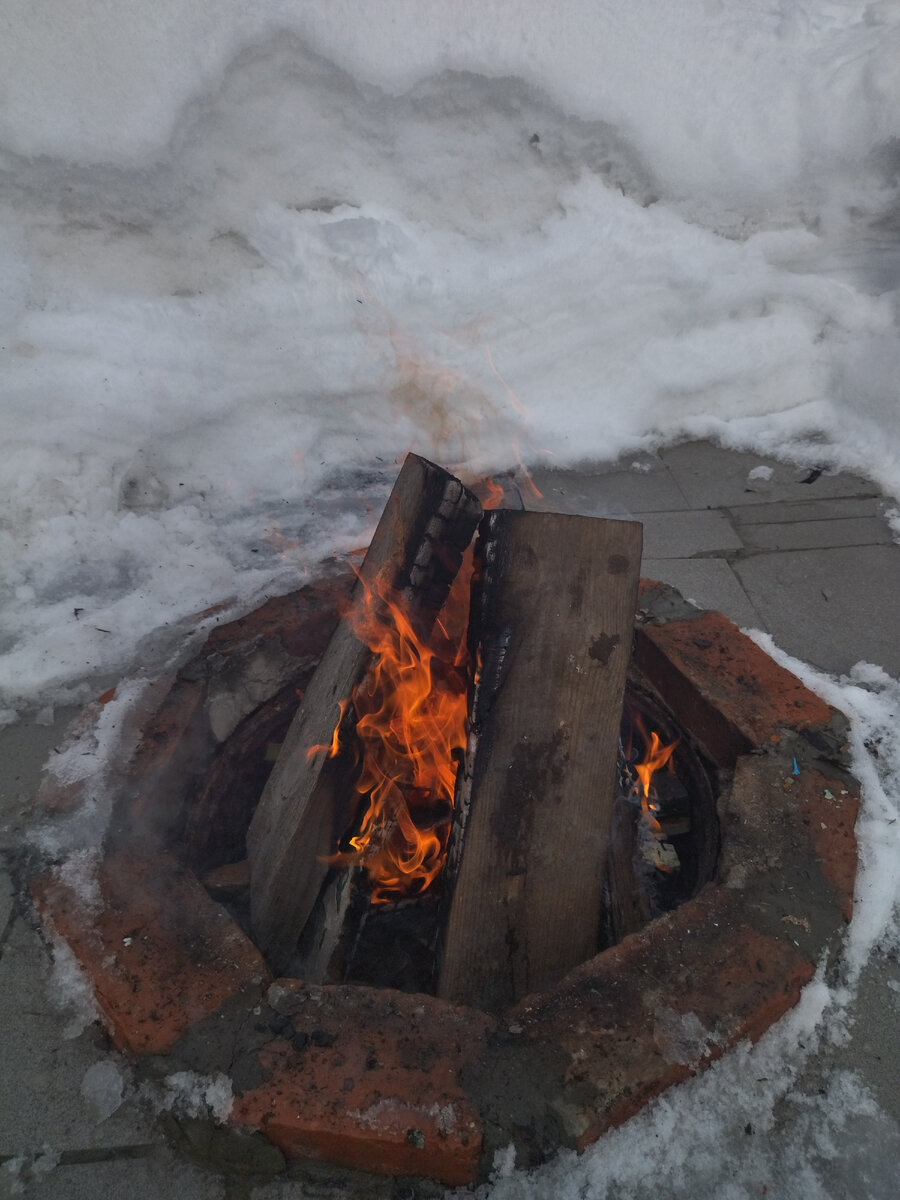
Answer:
4;2;900;1197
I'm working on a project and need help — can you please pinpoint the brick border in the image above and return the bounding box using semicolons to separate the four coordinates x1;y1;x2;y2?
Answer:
30;576;859;1186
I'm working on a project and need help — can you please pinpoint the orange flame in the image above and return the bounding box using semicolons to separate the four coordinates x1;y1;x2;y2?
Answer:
631;714;678;836
477;478;505;510
319;563;472;904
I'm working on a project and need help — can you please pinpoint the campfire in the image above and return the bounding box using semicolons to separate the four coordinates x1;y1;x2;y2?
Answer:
245;455;718;1010
29;455;860;1187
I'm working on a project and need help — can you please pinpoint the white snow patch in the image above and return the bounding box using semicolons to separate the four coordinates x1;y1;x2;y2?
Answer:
81;1060;127;1122
157;1071;235;1125
45;931;100;1040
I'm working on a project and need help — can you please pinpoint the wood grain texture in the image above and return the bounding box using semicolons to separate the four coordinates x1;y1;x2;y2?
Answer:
437;510;642;1011
247;455;481;971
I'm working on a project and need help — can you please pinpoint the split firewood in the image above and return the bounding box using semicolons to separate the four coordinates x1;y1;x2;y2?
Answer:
247;454;481;971
437;509;642;1011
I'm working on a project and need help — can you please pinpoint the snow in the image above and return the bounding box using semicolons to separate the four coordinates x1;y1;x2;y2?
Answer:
81;1060;126;1122
155;1071;234;1125
3;2;900;1195
3;4;900;721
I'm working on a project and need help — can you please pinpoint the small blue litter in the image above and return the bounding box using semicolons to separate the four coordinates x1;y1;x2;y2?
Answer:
792;757;800;776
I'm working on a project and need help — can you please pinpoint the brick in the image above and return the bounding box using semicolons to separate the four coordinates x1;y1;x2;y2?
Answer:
504;890;816;1154
636;611;834;760
32;850;269;1055
720;758;860;924
203;575;352;663
231;981;491;1186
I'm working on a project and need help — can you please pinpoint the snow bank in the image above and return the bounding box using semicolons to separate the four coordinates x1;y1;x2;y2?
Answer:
3;2;899;219
2;13;900;718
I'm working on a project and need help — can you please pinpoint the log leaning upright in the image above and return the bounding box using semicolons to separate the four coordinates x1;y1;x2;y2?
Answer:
247;455;481;972
437;510;642;1011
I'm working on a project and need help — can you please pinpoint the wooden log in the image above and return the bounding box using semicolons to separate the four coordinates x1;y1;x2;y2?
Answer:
606;796;652;943
247;455;481;972
437;510;642;1011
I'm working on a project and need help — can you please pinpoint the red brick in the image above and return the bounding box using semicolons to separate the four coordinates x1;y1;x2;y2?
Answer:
203;575;353;663
508;888;816;1152
637;611;834;757
231;981;490;1186
32;850;269;1055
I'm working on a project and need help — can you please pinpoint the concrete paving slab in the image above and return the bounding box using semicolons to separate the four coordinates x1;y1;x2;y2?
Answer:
660;441;878;509
1;1148;225;1200
0;869;12;937
0;919;157;1157
641;559;762;629
733;544;900;676
529;457;689;516
639;509;743;558
828;950;900;1123
0;709;82;850
728;496;886;525
738;516;893;552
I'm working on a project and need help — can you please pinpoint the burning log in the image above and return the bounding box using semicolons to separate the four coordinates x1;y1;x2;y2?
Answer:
436;509;642;1011
247;454;482;971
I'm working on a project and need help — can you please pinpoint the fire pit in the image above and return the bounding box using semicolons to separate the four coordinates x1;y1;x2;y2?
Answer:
29;496;860;1187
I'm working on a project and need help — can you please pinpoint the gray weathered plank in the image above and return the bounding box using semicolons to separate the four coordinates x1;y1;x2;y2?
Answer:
247;454;481;971
437;510;642;1011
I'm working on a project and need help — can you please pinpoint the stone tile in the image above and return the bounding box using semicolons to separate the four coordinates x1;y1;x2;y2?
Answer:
0;869;13;936
828;950;900;1124
0;707;83;848
0;920;157;1157
528;457;689;517
640;559;762;628
659;441;878;508
729;496;885;525
3;1148;223;1200
733;544;900;676
738;516;893;551
639;510;743;558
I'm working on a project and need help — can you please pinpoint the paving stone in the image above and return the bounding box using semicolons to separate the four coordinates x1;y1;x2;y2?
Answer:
639;509;743;558
640;559;762;628
0;708;83;847
828;950;900;1124
0;869;13;936
1;1147;224;1200
0;920;157;1157
728;495;886;525
528;457;689;516
733;544;900;676
659;441;878;508
738;515;894;552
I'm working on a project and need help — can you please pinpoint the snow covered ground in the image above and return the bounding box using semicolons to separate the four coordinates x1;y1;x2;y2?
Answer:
2;3;900;1196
